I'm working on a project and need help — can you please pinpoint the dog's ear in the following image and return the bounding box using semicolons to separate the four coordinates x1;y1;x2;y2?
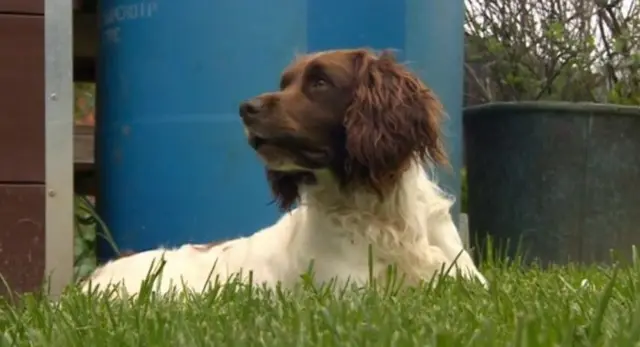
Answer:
266;170;299;211
266;170;319;211
343;49;447;194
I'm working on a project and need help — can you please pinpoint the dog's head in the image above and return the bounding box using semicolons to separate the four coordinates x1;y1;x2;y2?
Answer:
239;49;447;210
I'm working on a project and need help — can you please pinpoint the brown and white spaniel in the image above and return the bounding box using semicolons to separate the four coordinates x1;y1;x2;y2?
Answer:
83;49;487;296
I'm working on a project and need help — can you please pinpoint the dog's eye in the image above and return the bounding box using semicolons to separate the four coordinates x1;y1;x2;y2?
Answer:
311;78;328;89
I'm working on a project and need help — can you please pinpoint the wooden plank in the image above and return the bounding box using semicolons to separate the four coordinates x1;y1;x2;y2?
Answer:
0;14;44;183
0;0;43;15
74;125;94;166
74;125;96;196
0;184;45;295
0;0;82;15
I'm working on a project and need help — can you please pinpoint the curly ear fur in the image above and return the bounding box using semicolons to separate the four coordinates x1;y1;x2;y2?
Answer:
343;49;447;195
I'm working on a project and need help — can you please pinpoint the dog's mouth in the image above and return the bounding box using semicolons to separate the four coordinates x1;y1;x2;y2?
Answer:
248;135;268;149
247;133;307;152
245;131;331;170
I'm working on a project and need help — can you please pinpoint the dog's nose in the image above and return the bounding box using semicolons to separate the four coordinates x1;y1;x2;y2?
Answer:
239;98;263;119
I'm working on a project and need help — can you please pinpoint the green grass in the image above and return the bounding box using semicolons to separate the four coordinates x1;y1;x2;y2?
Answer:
64;194;638;346
73;195;98;280
0;260;639;346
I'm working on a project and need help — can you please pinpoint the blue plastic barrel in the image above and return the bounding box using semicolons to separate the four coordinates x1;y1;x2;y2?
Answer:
97;0;464;260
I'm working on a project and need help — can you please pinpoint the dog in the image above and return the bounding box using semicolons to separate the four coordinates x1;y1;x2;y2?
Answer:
82;48;487;296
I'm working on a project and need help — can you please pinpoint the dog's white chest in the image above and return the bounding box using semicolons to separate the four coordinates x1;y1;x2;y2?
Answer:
297;220;385;288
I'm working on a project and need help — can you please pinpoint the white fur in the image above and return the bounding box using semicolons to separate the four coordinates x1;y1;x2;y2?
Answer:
82;161;487;296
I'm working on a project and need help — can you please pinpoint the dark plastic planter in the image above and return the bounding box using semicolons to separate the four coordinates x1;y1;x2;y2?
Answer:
464;102;640;265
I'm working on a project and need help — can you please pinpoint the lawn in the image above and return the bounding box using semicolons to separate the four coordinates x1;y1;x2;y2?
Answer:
49;196;640;346
0;259;638;347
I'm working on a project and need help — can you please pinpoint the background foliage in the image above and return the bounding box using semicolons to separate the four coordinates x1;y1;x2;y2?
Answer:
464;0;640;105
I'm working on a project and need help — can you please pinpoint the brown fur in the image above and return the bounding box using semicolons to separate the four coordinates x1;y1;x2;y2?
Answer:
239;49;447;211
344;50;447;195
